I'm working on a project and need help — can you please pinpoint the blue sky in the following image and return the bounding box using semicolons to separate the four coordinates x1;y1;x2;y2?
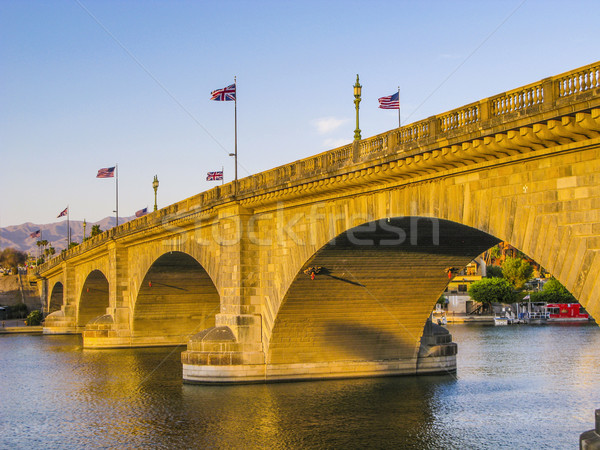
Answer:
1;0;599;227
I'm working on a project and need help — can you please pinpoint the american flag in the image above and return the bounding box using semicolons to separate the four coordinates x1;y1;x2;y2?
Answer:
210;84;236;101
29;230;40;239
96;166;115;178
57;207;68;218
206;171;224;181
378;92;400;109
135;207;148;218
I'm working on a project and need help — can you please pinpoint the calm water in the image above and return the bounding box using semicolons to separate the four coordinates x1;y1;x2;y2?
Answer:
1;324;600;449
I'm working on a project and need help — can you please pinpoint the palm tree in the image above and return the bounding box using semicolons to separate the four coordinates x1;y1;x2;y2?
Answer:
36;239;49;262
90;225;103;237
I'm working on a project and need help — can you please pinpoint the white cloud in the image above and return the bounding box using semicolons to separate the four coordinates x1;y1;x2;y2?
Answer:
312;116;350;135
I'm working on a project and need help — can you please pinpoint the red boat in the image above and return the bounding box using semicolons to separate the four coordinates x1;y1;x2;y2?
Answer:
546;303;590;322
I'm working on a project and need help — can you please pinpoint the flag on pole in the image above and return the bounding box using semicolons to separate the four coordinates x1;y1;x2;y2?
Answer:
135;207;148;218
210;84;236;101
378;92;400;109
97;164;119;226
57;207;68;218
206;171;224;181
96;166;115;178
210;78;238;192
29;230;41;239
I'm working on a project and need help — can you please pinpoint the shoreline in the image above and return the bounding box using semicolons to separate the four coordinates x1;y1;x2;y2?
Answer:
0;319;43;334
0;326;43;334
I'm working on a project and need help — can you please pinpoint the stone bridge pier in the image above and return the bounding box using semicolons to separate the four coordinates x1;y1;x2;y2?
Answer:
181;215;498;383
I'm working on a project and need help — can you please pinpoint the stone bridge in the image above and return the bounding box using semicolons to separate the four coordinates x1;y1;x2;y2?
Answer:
38;61;600;383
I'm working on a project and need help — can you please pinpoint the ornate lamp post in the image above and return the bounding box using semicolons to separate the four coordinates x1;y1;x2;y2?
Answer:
152;175;159;211
83;219;87;240
353;74;362;141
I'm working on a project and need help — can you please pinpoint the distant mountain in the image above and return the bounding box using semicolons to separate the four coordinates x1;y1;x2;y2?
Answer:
0;216;135;255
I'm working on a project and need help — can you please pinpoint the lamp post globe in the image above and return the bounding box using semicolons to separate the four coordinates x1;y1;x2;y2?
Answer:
353;74;362;141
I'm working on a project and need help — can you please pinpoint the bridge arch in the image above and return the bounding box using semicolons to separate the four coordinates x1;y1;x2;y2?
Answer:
78;270;110;327
260;133;600;351
48;281;64;314
132;251;220;344
267;217;499;366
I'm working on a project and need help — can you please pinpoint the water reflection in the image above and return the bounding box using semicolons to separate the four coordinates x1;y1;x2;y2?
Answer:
2;324;600;448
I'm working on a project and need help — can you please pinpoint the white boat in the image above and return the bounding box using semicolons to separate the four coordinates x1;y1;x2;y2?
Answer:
431;306;447;325
494;316;509;326
517;302;550;324
432;314;447;325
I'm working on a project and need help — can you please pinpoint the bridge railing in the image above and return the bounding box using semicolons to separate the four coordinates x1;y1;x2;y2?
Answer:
490;82;544;116
36;61;600;274
439;103;479;132
556;64;600;98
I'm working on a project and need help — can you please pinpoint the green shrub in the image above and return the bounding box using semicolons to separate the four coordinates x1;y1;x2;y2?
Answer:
502;257;534;290
530;278;576;304
25;310;43;326
468;277;517;306
486;265;503;278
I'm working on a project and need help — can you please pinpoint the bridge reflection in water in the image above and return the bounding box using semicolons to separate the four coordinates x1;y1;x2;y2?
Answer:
37;61;600;383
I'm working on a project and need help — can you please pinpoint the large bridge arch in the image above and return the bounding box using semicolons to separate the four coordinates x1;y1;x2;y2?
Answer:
78;270;110;328
259;139;600;349
132;251;220;345
267;217;499;367
127;235;222;311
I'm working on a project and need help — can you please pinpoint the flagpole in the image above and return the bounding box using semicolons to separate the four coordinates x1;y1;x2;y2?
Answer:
234;76;238;195
398;87;401;128
116;164;119;227
67;206;70;247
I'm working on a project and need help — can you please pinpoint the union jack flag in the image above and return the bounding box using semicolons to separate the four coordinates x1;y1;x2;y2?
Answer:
378;92;400;109
29;230;41;239
206;171;224;181
210;84;236;101
96;166;115;178
57;207;68;218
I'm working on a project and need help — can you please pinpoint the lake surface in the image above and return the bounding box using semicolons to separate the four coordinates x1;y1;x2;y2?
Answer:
1;323;600;449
